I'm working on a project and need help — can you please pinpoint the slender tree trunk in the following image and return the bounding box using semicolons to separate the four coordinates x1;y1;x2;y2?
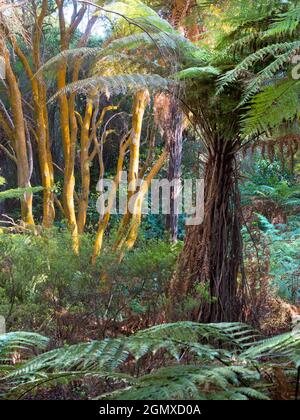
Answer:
92;135;131;263
3;47;34;225
165;97;184;242
77;99;93;234
57;62;79;242
33;0;55;227
169;145;243;322
13;0;55;228
113;90;150;251
55;2;97;248
121;148;168;258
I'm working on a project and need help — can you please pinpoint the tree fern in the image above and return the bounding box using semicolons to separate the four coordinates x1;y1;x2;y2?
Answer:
217;1;300;136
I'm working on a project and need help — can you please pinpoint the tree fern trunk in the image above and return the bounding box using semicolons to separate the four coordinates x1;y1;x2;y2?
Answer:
169;146;243;322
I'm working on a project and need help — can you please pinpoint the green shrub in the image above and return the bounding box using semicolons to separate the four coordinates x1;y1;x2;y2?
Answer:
0;230;180;339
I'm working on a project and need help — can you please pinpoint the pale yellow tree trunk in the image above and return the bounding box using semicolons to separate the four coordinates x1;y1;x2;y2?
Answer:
113;90;150;251
77;98;93;234
92;135;131;263
14;9;56;228
117;148;168;262
2;46;34;225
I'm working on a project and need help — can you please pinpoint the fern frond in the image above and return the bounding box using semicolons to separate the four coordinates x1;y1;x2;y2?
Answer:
172;66;221;81
50;74;172;101
241;79;300;135
240;330;300;364
217;41;300;92
100;364;266;401
0;186;43;201
0;331;49;365
4;322;299;400
265;5;300;37
34;47;102;77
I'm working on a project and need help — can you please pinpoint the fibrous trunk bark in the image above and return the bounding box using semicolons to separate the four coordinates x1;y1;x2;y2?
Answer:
169;146;243;323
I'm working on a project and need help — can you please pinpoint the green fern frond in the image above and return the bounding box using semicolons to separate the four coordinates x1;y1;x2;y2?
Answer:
265;4;300;37
0;332;49;367
50;74;172;101
0;186;43;201
34;47;102;77
218;41;300;92
172;66;221;81
3;322;299;400
241;79;300;136
100;364;266;401
240;330;300;363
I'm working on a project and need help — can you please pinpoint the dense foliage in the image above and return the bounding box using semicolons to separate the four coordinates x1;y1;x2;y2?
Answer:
0;0;300;401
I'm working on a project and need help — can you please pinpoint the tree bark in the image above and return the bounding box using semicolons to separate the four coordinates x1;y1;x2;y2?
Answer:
113;90;150;252
165;97;184;242
169;146;243;323
2;47;34;225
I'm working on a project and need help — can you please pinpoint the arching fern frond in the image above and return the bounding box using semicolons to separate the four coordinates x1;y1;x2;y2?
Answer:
49;74;173;101
35;31;208;79
217;41;300;93
240;329;300;367
241;79;300;136
172;66;221;81
0;331;49;371
100;365;267;401
0;186;43;201
240;48;300;106
265;4;300;38
3;322;300;400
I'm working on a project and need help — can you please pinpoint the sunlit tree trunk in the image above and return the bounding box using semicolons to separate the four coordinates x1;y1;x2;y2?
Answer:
77;99;117;234
2;46;34;225
77;98;94;234
92;134;131;263
113;90;150;251
14;0;55;227
55;1;96;250
32;0;55;228
119;148;168;261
